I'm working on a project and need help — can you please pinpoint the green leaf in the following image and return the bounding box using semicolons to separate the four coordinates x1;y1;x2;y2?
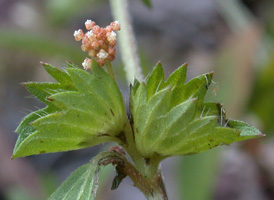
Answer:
23;82;74;106
161;63;188;89
170;72;214;107
49;151;127;200
13;106;56;155
141;0;152;8
227;120;264;137
146;62;165;100
13;61;127;158
130;62;263;158
49;163;95;200
41;62;73;85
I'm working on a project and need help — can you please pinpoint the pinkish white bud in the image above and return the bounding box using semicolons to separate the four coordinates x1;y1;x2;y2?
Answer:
81;45;87;51
91;41;100;49
109;40;116;46
107;31;117;42
86;30;95;41
92;25;100;34
97;40;104;47
82;58;91;70
105;25;113;32
73;29;84;41
110;21;120;31
82;37;91;49
108;47;116;55
97;49;108;60
85;20;96;30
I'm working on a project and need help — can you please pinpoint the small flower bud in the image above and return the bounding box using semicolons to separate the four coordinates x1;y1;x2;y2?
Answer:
97;49;108;60
97;29;107;40
97;59;105;66
73;29;84;41
82;37;91;48
105;25;113;32
86;30;94;40
107;54;115;61
88;49;97;57
82;58;91;70
109;40;116;46
81;45;87;51
110;21;120;31
97;40;104;47
85;20;96;30
91;41;99;49
107;31;117;43
92;25;101;34
108;47;116;55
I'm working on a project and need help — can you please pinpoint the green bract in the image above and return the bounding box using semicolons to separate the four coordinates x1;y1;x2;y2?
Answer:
130;62;263;158
12;60;127;158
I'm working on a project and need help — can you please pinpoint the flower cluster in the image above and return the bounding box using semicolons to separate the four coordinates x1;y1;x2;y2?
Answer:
73;20;121;69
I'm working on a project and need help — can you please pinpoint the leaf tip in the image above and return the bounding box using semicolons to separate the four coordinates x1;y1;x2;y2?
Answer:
40;61;47;66
20;82;27;87
11;152;18;160
46;96;54;102
259;132;266;137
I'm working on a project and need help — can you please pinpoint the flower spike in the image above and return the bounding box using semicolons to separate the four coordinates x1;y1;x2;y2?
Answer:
74;20;120;67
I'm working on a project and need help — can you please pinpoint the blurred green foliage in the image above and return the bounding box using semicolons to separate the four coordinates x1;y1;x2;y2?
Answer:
141;0;152;8
249;53;274;134
5;188;34;200
177;150;219;200
0;30;85;64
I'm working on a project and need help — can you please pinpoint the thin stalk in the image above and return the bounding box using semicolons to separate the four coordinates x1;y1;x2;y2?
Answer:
215;0;254;32
109;0;143;84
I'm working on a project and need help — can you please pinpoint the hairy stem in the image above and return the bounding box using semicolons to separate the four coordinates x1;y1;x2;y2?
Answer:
215;0;254;32
109;0;143;84
109;148;168;200
121;120;168;200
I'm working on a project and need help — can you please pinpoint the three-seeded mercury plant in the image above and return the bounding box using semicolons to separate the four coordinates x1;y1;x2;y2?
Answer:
12;5;264;200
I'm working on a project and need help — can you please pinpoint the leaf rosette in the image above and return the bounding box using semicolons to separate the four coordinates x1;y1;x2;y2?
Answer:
13;60;127;158
130;62;263;158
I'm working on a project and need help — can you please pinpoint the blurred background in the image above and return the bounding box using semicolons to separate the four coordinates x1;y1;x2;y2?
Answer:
0;0;273;199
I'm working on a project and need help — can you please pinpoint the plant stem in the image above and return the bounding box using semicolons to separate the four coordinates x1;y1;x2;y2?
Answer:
122;120;168;200
109;0;143;84
215;0;254;32
109;1;166;199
